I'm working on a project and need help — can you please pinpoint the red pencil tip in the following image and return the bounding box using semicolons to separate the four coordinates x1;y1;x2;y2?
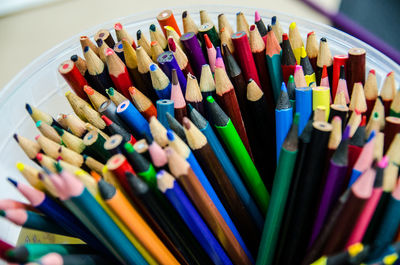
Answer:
282;33;288;41
360;115;367;126
101;115;113;126
36;153;43;161
369;69;376;75
151;41;157;47
128;86;135;94
307;31;315;37
203;34;213;49
168;37;176;52
321;65;328;78
387;71;394;77
114;23;123;30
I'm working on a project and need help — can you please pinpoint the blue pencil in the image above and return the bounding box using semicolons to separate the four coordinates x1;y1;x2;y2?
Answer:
166;130;254;262
149;63;171;99
188;104;264;229
116;99;151;138
7;178;109;257
295;87;312;136
275;82;293;160
58;170;148;265
156;170;232;265
156;99;174;129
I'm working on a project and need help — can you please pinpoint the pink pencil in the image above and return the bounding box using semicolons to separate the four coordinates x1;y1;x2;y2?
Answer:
215;47;226;70
294;65;307;87
204;34;216;73
0;199;37;213
346;156;387;247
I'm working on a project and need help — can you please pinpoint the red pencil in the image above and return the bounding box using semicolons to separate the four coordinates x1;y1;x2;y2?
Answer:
332;55;348;99
105;48;133;100
231;31;260;86
214;66;253;158
59;60;89;102
106;153;136;197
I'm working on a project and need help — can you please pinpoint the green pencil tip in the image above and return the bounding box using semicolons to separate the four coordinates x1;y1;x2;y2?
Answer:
124;142;134;153
293;112;300;125
373;111;379;118
106;88;115;96
54;162;63;173
0;210;5;217
53;125;64;136
36;120;42;127
206;96;215;103
288;75;294;83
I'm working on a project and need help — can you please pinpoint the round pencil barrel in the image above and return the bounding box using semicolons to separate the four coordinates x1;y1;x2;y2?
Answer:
275;83;293;160
101;115;134;144
188;105;264;229
313;86;330;121
157;10;181;36
83;130;111;163
166;113;186;142
206;96;269;214
383;116;400;153
157;171;233;265
59;60;89;102
157;51;187;93
83;46;113;95
296;87;312;135
257;114;299;265
98;100;129;131
316;38;333;87
156;99;174;129
231;31;260;86
104;134;125;155
281;33;297;85
332;55;348;98
347;48;366;94
265;26;283;102
329;104;349;132
180;32;206;78
116;100;151;138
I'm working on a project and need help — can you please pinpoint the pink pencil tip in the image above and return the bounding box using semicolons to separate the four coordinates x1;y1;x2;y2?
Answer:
114;23;122;30
255;11;261;22
35;135;40;140
105;48;114;56
295;65;303;72
332;116;342;122
378;156;389;168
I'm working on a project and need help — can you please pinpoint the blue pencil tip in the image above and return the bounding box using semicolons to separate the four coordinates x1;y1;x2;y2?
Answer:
367;130;376;142
166;130;175;141
281;82;287;93
149;24;156;31
42;166;52;175
156;170;166;178
83;46;89;53
7;178;17;187
271;16;276;25
149;64;157;72
25;103;32;114
343;125;351;140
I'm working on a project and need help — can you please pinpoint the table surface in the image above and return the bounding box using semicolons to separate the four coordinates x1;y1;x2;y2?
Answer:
0;0;329;90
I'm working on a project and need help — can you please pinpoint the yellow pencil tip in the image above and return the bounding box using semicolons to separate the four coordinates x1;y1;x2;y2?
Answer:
16;162;25;171
165;26;175;31
102;166;108;174
65;91;71;96
348;242;363;257
289;22;296;29
301;46;307;58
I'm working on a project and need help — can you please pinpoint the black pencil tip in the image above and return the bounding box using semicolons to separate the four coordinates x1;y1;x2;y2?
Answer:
13;134;19;143
182;11;187;18
137;30;142;40
7;178;17;187
25;104;32;115
70;55;78;62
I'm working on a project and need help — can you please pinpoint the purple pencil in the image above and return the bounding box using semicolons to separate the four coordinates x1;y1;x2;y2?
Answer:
301;0;400;65
308;126;350;247
180;32;207;78
157;51;187;94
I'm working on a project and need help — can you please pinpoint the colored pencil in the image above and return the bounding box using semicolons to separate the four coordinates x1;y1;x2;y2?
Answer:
59;60;89;101
188;104;264;229
166;148;252;265
294;65;307;88
287;75;296;109
308;126;350;246
181;10;197;34
82;130;111;163
199;10;213;26
183;117;260;256
271;16;284;45
116;99;151;138
15;162;44;191
167;37;194;77
347;48;366;92
299;47;316;86
156;99;174;130
279;121;332;264
332;55;348;98
83;86;108;110
157;9;181;36
149;24;167;50
101;115;135;144
346;156;386;247
281;33;297;85
164;27;183;51
206;96;269;214
390;89;400;117
25;103;60;128
137;29;152;56
306;31;319;72
95;29;115;48
296;87;313;135
103;134;125;155
383;116;400;153
246;79;276;189
80;35;99;57
289;22;304;64
32;252;109;265
231;31;260;86
202;34;216;72
254;11;267;37
381;71;396;117
275;82;293;160
316;38;333;87
313;86;330;121
166;112;186;142
0;239;13;261
349;82;367;114
218;13;234;37
335;65;350;104
199;64;216;106
36;120;62;144
185;73;204;117
136;46;159;102
113;41;125;63
157;51;187;93
256;113;299;265
310;243;368;265
236;12;250;36
157;170;233;265
180;32;206;78
114;22;136;49
265;25;283;102
129;86;157;121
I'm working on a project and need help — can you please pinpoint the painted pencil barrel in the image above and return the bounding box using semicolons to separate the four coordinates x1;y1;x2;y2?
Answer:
116;100;151;138
158;51;187;93
156;99;174;129
313;86;330;121
296;87;312;136
266;55;283;102
275;108;293;160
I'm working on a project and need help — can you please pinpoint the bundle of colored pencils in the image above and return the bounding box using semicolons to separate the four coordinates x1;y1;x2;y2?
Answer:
2;8;400;265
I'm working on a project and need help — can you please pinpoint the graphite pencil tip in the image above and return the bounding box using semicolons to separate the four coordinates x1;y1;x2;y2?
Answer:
25;103;32;115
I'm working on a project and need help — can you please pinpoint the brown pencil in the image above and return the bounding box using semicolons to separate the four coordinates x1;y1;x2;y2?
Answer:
383;116;400;153
347;48;366;92
214;66;253;158
129;86;157;121
316;38;333;87
166;147;252;265
94;29;115;49
349;82;367;114
182;117;260;256
381;71;396;117
364;69;378;120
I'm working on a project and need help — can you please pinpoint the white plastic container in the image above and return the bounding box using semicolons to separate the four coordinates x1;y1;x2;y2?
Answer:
0;6;399;247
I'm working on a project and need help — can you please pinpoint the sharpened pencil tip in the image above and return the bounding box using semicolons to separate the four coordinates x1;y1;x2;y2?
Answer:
166;130;175;141
149;64;157;72
182;117;191;129
271;16;276;25
182;11;187;18
16;162;24;172
206;96;215;103
13;134;19;143
255;11;261;22
149;24;156;32
281;82;287;93
136;30;142;40
0;210;5;217
25;103;32;115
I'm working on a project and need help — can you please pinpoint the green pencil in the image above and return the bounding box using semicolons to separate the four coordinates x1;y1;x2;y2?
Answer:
206;96;269;214
256;113;299;265
6;244;91;263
